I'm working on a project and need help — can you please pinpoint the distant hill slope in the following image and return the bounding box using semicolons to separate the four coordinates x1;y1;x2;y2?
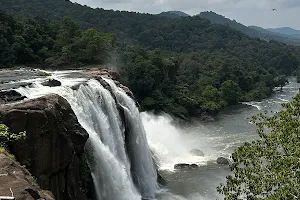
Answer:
0;0;254;52
199;11;300;45
251;26;300;39
268;27;300;36
159;11;190;18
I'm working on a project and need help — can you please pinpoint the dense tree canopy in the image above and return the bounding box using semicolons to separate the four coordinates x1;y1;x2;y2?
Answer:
218;92;300;199
0;10;112;67
1;0;300;118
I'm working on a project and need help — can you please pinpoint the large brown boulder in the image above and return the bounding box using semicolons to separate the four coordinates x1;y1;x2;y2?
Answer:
0;153;54;200
0;94;93;200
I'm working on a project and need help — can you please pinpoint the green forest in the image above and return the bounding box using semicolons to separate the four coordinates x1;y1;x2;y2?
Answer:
1;0;300;119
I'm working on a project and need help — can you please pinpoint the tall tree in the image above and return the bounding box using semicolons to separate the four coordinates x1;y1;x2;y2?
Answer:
218;92;300;199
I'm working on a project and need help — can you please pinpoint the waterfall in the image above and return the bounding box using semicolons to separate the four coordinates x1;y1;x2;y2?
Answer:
104;78;159;199
15;76;158;200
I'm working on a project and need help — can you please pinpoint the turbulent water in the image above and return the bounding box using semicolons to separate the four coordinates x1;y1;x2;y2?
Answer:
2;69;300;200
142;78;300;200
13;71;157;200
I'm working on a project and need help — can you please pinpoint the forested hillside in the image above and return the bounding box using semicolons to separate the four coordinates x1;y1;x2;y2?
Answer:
0;10;113;67
158;11;190;18
199;11;300;45
268;27;300;36
1;0;300;119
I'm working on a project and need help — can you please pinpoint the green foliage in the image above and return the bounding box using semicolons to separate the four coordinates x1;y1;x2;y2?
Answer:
1;1;300;118
0;11;113;67
42;190;55;199
37;70;51;76
218;92;300;199
0;146;15;159
120;44;293;118
0;124;26;147
220;80;242;104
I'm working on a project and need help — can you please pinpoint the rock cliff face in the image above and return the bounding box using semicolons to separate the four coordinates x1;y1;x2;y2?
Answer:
0;153;55;200
0;94;93;200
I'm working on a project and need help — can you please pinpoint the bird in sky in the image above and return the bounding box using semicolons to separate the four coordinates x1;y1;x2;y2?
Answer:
272;8;277;11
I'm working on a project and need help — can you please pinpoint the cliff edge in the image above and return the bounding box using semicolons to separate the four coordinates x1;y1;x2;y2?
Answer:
0;94;94;200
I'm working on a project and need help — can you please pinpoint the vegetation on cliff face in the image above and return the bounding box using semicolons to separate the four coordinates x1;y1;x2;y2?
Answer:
0;124;26;147
218;92;300;199
1;0;300;118
0;124;26;159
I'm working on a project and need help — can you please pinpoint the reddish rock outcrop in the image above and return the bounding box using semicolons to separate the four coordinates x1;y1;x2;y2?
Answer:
0;153;54;200
82;68;121;80
0;94;93;200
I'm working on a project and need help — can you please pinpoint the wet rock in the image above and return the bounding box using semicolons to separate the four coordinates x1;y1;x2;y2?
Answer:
41;79;61;87
151;157;166;186
0;154;54;200
71;84;81;91
96;77;111;91
199;112;215;122
189;149;204;157
119;84;137;103
0;90;25;104
82;68;121;80
217;157;230;165
20;82;33;88
0;94;93;200
174;163;199;170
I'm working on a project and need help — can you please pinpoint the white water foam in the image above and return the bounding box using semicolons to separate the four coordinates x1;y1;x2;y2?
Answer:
141;112;218;171
241;102;262;110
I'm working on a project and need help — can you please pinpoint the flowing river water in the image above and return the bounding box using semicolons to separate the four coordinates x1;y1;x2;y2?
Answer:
1;69;299;200
142;78;300;200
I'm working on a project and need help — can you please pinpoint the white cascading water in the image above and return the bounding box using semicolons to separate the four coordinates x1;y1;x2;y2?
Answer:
15;74;158;200
104;78;159;199
140;112;218;171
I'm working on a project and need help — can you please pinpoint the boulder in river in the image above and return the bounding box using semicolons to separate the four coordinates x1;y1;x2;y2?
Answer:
189;149;204;157
217;157;230;165
174;163;199;170
41;79;61;87
0;90;25;104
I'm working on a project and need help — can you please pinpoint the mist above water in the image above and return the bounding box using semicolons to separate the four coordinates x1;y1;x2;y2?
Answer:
141;112;218;171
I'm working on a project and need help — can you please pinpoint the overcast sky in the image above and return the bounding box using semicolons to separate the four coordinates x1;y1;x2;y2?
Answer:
71;0;300;29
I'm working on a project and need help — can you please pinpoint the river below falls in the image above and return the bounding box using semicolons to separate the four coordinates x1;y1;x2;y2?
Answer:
1;69;299;200
142;78;300;200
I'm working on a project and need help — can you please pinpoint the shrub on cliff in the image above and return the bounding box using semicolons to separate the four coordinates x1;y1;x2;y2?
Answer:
0;124;26;148
218;92;300;199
